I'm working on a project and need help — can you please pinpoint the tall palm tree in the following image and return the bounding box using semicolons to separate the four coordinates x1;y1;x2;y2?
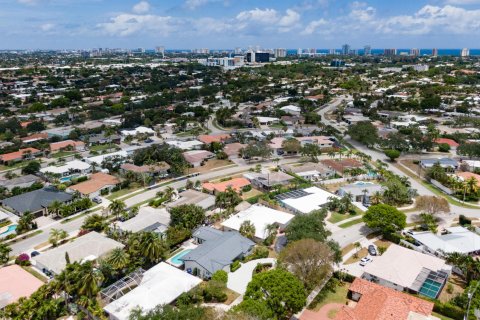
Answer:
108;199;126;220
77;261;103;299
107;248;130;271
140;232;166;265
164;186;175;201
49;229;68;247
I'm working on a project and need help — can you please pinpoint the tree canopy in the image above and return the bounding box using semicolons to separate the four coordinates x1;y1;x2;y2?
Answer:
348;121;379;147
363;204;406;234
169;204;205;231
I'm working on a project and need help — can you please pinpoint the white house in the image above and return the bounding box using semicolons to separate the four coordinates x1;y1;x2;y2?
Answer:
40;160;92;181
120;126;155;137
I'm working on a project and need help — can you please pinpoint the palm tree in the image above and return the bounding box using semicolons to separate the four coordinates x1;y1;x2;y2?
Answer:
107;248;130;271
77;261;103;298
164;186;175;201
239;220;256;240
353;242;361;258
49;229;68;247
466;177;478;196
264;223;278;240
140;232;167;265
370;191;383;205
108;199;126;220
48;200;63;218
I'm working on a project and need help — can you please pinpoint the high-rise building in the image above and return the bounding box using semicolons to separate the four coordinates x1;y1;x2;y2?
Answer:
247;51;269;63
308;48;316;55
329;49;336;55
364;45;371;56
384;48;397;56
432;48;438;57
297;48;303;55
155;46;165;58
461;48;470;57
274;48;287;58
341;44;350;55
410;48;420;56
235;47;242;55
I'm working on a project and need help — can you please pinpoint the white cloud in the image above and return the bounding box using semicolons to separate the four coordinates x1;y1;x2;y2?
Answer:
236;8;279;24
235;8;301;33
40;23;55;31
98;14;177;36
301;19;328;35
184;0;210;10
444;0;480;4
132;1;150;14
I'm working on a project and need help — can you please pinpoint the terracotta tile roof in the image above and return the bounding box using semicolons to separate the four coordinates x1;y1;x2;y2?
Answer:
435;138;459;147
0;265;44;307
0;148;41;162
223;143;246;156
203;177;251;193
69;172;119;195
20;121;32;128
21;133;48;142
335;278;434;320
198;134;231;144
50;140;85;152
457;172;480;187
320;159;363;173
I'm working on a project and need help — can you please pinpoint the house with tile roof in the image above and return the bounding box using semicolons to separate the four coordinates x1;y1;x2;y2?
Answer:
198;134;231;145
335;278;436;320
0;148;42;164
202;177;251;194
49;140;85;153
68;172;120;199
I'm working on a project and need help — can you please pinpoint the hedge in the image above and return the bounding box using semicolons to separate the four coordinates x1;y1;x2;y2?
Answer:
433;301;464;320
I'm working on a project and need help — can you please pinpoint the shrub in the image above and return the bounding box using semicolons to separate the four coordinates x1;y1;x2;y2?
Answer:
433;301;463;320
244;246;269;262
242;185;252;192
203;281;227;303
211;270;228;284
231;260;241;272
459;215;472;226
383;232;402;244
438;143;451;153
446;283;454;294
15;253;31;266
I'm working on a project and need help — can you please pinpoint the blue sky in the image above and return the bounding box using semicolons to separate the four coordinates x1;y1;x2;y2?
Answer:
1;0;480;49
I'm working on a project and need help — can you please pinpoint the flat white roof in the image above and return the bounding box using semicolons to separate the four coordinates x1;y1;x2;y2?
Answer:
33;231;124;274
86;150;128;165
120;126;155;136
221;204;294;240
40;160;91;175
280;186;337;214
166;140;204;150
363;244;451;290
411;227;480;254
104;262;202;320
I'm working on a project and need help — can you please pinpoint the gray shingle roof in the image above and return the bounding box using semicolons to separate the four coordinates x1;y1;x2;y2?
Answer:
2;187;73;214
182;227;254;274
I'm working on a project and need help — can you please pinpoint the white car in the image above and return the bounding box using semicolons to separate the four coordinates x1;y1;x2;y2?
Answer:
359;257;372;266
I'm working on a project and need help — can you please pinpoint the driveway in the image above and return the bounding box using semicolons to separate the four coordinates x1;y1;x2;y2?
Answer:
227;258;276;294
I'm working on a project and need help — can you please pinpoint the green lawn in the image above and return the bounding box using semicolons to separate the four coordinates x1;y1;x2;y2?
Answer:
338;217;364;228
431;312;454;320
328;212;358;224
89;144;119;153
106;187;142;200
51;151;77;158
311;282;349;311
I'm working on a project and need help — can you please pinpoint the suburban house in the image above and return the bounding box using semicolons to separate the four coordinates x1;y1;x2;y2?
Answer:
181;227;255;279
221;204;294;242
0;148;42;164
323;278;436;320
33;231;124;275
420;158;458;170
20;133;48;144
0;265;44;308
2;187;73;217
269;136;335;155
456;172;480;187
434;138;459;150
320;158;363;174
256;116;279;125
40;160;92;181
280;162;336;181
198;134;231;145
120;162;170;178
86;150;128;166
87;133;121;146
0;174;42;191
120;126;155;137
183;150;214;167
276;186;339;214
68;172;120;198
280;105;301;115
166;139;204;150
223;142;246;159
49;140;85;153
411;226;480;256
166;189;215;210
103;262;202;320
116;207;170;236
362;244;451;299
243;171;293;190
202;177;251;194
337;182;384;205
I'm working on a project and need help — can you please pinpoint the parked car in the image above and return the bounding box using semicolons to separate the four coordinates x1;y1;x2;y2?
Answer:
359;257;372;266
368;245;377;256
31;251;40;257
92;197;103;204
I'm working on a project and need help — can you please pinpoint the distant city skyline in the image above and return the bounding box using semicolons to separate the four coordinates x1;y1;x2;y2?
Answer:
2;0;480;49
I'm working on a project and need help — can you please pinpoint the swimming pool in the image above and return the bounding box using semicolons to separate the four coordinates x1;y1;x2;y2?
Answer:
170;249;192;265
0;225;17;237
60;175;79;182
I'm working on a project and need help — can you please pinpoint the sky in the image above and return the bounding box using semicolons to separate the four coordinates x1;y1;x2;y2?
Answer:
1;0;480;50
